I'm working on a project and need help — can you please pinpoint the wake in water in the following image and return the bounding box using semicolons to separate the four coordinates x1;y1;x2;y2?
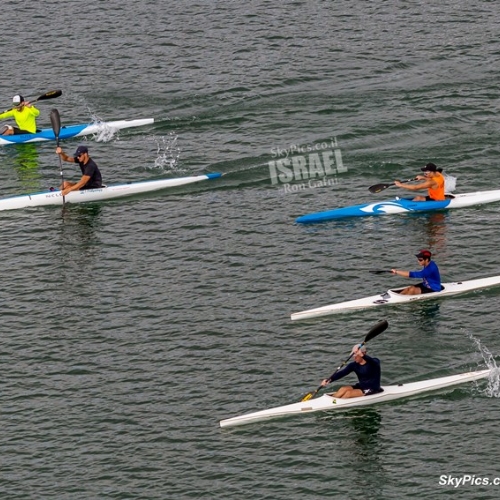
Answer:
468;333;500;398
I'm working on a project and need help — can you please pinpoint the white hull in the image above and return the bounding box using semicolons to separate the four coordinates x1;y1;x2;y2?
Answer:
219;370;492;428
0;173;221;211
291;275;500;321
73;118;155;137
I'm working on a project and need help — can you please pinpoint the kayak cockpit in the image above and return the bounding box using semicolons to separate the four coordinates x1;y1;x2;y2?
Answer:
388;285;445;296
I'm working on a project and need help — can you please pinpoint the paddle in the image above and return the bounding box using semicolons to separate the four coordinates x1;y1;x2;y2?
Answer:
300;319;388;402
368;178;416;194
4;90;62;112
369;270;393;274
31;89;62;103
50;108;65;206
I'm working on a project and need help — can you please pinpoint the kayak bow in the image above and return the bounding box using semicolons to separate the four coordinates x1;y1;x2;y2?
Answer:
219;369;492;428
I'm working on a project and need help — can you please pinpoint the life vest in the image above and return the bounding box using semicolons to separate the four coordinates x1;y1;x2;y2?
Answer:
428;172;445;201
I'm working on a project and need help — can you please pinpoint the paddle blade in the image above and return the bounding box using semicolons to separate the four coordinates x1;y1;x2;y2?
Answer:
36;90;62;102
368;183;392;194
301;386;321;402
50;108;61;141
364;319;388;344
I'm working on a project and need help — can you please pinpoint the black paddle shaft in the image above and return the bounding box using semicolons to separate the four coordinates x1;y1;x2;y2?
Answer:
50;108;65;205
368;178;416;194
3;90;62;113
326;319;387;382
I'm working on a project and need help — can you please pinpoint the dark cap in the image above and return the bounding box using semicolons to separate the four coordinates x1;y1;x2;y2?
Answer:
13;94;24;105
74;145;88;156
415;249;432;259
421;162;437;172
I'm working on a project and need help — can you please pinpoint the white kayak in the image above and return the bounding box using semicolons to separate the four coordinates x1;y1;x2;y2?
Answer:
291;275;500;321
0;173;222;211
219;369;492;428
0;118;154;145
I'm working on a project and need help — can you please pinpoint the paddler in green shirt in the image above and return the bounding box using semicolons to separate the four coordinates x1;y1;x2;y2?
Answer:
0;94;40;135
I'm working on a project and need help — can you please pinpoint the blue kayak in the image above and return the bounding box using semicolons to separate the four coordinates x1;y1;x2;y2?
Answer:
0;118;154;145
296;190;500;223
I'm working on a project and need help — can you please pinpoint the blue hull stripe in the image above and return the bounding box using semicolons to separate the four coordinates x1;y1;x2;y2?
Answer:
1;124;90;144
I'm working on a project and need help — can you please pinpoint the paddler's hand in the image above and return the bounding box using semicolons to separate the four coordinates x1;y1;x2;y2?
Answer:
320;378;330;387
394;180;403;187
351;344;365;357
56;146;63;155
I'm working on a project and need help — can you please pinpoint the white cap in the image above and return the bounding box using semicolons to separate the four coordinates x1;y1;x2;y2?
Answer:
13;94;24;105
352;344;367;354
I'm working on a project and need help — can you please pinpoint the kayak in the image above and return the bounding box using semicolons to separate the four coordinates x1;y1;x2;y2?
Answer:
0;118;154;145
219;369;492;428
296;190;500;223
0;173;222;211
291;275;500;320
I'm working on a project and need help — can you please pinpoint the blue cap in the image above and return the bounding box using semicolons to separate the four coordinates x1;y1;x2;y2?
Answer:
75;146;88;156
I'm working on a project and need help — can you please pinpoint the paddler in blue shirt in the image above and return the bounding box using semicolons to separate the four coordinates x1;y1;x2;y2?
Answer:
319;344;383;398
391;249;442;295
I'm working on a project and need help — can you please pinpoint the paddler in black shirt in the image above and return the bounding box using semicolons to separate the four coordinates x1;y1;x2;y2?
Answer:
320;344;383;398
56;145;103;196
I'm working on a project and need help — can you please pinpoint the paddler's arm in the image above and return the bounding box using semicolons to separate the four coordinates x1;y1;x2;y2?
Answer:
394;179;433;191
56;146;76;163
25;103;40;116
0;110;15;120
320;363;354;387
362;354;379;367
61;175;91;196
391;269;410;277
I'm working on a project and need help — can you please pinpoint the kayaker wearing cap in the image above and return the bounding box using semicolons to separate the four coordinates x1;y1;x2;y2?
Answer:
56;145;103;196
394;163;446;201
0;94;40;135
319;344;383;399
391;249;442;295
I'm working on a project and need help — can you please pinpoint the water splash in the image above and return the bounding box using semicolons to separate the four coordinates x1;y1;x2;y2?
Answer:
468;333;500;398
149;133;182;171
89;113;118;143
57;95;117;142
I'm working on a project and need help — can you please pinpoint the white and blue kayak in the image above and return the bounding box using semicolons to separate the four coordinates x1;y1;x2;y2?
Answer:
0;173;221;211
291;275;500;320
0;118;154;146
219;369;492;428
296;190;500;223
